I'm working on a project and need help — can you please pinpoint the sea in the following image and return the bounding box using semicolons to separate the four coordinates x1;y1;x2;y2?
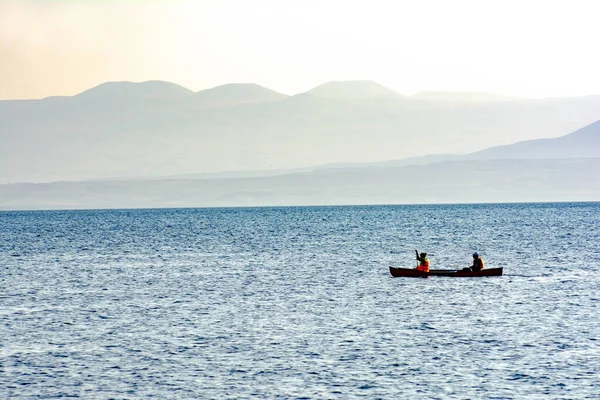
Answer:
2;202;599;399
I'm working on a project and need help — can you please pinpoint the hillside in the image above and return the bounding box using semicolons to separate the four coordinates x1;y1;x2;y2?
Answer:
192;83;289;108
76;80;194;100
467;120;600;159
333;119;600;169
305;80;403;99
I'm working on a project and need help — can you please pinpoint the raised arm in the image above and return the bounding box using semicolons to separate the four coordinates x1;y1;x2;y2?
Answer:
415;249;423;262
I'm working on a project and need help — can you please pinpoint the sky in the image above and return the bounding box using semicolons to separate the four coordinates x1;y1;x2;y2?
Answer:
1;0;599;100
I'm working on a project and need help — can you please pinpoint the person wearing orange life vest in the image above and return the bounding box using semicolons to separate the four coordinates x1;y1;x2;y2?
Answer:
463;252;485;271
415;249;430;272
471;252;484;271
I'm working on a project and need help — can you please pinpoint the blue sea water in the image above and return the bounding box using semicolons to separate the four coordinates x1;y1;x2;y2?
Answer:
2;203;600;399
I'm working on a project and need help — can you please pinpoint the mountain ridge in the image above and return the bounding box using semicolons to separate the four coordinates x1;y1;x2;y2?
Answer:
467;119;600;160
192;83;288;107
6;79;600;102
305;80;403;99
76;80;194;100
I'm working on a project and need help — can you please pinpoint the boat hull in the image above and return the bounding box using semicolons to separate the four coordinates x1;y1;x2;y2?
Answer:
389;266;503;278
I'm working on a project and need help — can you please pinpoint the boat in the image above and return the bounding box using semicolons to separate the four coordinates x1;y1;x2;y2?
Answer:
389;266;503;278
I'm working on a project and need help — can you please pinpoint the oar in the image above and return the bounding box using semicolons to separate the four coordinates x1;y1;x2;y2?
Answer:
415;249;420;270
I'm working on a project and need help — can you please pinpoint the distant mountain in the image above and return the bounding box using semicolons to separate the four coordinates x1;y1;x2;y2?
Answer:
2;158;598;210
192;83;288;108
412;91;518;102
308;119;600;170
2;80;600;184
468;120;600;159
305;80;403;99
76;80;194;101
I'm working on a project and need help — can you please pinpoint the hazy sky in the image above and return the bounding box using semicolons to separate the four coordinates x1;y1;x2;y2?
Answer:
1;0;599;100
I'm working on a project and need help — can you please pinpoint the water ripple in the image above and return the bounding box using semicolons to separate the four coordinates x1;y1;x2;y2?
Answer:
1;203;599;398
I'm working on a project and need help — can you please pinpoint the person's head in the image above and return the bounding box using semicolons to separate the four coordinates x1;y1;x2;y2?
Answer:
473;252;479;258
420;252;427;258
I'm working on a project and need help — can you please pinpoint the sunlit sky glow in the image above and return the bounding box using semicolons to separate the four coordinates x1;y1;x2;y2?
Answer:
1;0;599;100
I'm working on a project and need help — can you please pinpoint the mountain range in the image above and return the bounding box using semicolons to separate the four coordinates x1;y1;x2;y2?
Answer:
1;119;598;210
2;80;600;184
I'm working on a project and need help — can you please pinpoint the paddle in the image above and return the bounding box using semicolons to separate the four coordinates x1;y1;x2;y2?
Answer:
415;249;420;270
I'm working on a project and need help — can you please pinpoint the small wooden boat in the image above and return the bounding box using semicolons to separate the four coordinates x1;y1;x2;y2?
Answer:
389;266;503;278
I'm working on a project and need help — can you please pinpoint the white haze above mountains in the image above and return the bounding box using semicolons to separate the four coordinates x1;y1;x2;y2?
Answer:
2;80;600;184
1;80;599;209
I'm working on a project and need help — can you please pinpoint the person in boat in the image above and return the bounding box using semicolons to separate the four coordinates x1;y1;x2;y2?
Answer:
463;252;485;271
415;249;430;272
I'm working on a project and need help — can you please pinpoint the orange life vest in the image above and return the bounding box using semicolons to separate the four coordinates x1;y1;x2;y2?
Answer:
473;258;484;271
417;258;430;272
